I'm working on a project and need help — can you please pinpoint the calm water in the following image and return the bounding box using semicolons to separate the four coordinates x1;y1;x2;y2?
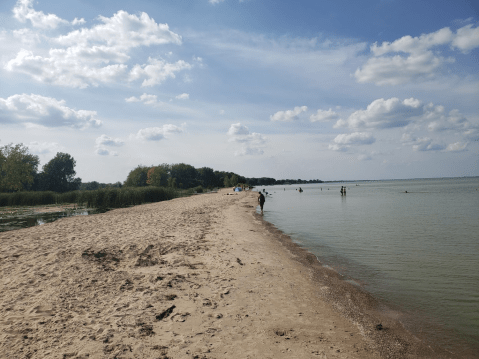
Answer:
258;177;479;356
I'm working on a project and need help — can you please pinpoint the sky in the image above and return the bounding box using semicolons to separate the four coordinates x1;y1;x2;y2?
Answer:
0;0;478;183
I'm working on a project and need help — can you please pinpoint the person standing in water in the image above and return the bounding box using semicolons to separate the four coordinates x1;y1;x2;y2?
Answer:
258;192;265;214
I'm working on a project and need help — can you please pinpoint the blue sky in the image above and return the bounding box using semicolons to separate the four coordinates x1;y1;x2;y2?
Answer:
1;0;478;182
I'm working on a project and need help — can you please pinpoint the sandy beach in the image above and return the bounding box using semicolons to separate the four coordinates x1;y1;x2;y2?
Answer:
0;189;451;358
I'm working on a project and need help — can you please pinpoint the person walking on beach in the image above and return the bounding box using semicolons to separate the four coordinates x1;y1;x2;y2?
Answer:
258;192;265;214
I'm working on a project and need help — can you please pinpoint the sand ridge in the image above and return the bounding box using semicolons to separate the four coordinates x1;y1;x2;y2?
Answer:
0;189;445;358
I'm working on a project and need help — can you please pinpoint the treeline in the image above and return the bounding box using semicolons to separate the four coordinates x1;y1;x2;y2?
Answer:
0;144;81;193
124;163;247;190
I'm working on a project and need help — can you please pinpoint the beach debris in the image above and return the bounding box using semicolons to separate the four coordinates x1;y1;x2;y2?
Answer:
137;322;155;336
156;305;176;321
236;258;244;266
376;323;383;330
135;244;160;267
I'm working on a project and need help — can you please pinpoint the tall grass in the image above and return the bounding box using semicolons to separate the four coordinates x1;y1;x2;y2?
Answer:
0;187;178;209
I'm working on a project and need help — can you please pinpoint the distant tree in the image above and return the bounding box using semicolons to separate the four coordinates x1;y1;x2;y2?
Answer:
39;152;81;193
230;174;239;187
170;163;198;189
167;177;177;188
0;143;40;192
197;167;216;188
83;181;100;190
147;164;169;187
124;165;149;187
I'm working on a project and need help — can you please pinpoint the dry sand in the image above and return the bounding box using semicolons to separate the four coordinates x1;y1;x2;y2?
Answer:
0;189;451;358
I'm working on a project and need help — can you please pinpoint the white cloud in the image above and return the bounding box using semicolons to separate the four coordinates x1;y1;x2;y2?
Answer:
209;0;225;4
5;49;128;88
125;93;162;106
13;0;70;29
355;25;479;85
95;148;118;156
270;106;307;122
56;10;182;49
129;57;192;87
310;108;339;122
175;93;189;100
5;10;188;88
95;135;124;147
227;122;266;155
446;142;468;152
452;24;479;53
27;141;61;154
135;124;185;141
329;132;375;151
335;98;423;130
412;137;446;152
227;123;250;136
0;93;101;128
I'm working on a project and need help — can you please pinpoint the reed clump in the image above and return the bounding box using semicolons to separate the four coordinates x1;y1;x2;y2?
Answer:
0;187;178;209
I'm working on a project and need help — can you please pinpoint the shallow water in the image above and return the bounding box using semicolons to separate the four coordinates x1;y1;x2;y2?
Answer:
258;177;479;357
0;208;99;232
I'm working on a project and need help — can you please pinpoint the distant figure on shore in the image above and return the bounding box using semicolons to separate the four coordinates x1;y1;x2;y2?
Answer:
299;187;303;193
340;186;346;195
258;192;265;214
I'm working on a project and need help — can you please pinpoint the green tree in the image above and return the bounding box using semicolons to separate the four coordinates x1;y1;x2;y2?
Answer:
197;167;216;188
40;152;81;193
0;143;39;192
147;163;170;187
167;177;177;188
170;163;198;189
124;165;150;187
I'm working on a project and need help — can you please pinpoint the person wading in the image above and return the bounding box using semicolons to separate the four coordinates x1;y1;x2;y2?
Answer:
258;192;266;214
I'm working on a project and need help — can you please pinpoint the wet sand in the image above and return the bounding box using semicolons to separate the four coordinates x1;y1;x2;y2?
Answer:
0;189;454;358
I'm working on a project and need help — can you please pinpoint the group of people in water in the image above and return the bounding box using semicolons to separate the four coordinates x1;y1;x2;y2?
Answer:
258;185;350;214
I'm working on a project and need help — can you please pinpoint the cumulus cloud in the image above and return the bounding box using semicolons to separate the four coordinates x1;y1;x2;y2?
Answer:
329;132;375;151
355;25;479;85
0;93;101;128
95;135;124;147
130;58;192;87
270;106;307;122
310;108;339;122
335;97;423;130
227;123;250;136
12;0;79;29
5;9;189;88
135;124;185;141
227;123;266;156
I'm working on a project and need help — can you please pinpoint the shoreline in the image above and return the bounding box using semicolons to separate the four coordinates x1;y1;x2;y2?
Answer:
0;189;466;358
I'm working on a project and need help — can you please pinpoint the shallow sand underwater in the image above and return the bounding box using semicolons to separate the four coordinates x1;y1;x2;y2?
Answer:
0;189;462;358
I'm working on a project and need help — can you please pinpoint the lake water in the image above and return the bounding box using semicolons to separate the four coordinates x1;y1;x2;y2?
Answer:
0;209;98;232
258;177;479;357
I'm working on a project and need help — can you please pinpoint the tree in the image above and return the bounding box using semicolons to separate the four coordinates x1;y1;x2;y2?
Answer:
170;163;198;189
0;143;39;192
124;165;150;187
40;152;81;193
197;167;216;188
147;164;170;187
